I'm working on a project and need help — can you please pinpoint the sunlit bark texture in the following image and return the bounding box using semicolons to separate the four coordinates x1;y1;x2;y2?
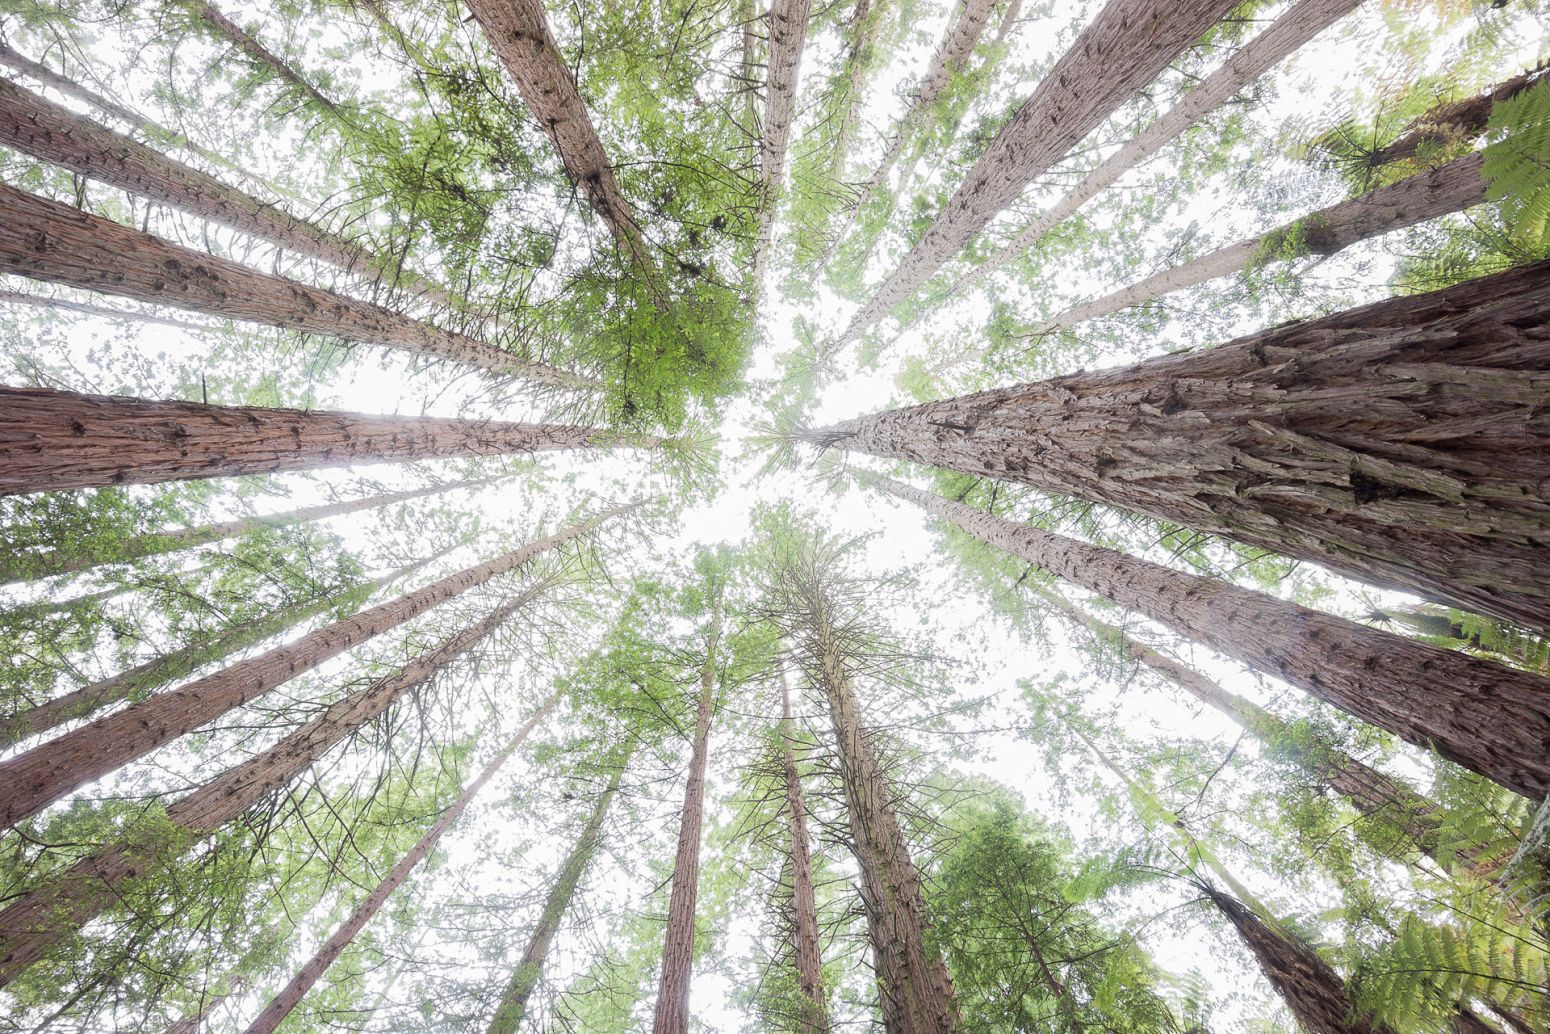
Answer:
0;588;554;987
0;508;628;835
816;259;1550;634
0;387;628;495
242;702;556;1034
834;0;1240;349
0;183;590;385
870;476;1550;801
652;594;722;1034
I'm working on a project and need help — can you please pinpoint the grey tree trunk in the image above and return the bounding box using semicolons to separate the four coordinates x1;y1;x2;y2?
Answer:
751;0;814;290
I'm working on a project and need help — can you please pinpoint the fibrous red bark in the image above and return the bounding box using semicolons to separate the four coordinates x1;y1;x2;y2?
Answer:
0;506;633;833
651;594;722;1034
833;0;1239;351
0;183;592;386
0;587;554;987
870;475;1550;801
815;258;1550;635
0;386;632;495
241;698;557;1034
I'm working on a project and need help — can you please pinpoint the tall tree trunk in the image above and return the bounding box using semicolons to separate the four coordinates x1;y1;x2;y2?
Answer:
240;703;556;1034
1369;64;1549;167
0;505;631;833
780;676;828;1032
945;0;1361;301
464;0;661;295
1022;151;1488;336
751;0;814;290
1052;596;1447;859
832;0;1239;351
651;591;722;1034
1;477;496;586
166;976;245;1034
0;588;557;987
1204;886;1396;1034
0;386;633;495
867;475;1550;801
0;77;462;309
178;1;345;120
486;757;628;1034
811;258;1550;635
0;183;591;386
0;287;227;333
828;0;879;184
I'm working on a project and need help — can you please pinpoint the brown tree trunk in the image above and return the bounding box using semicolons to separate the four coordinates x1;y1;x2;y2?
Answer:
1;478;495;585
812;257;1550;636
240;702;555;1034
0;386;632;495
1370;64;1549;167
165;976;245;1034
751;0;814;288
1204;886;1395;1034
651;592;722;1034
0;506;631;833
179;1;345;120
833;0;1239;350
0;589;556;987
465;0;660;294
0;78;461;309
780;676;828;1032
868;475;1550;801
946;0;1360;301
1025;151;1488;336
0;183;593;386
486;758;627;1034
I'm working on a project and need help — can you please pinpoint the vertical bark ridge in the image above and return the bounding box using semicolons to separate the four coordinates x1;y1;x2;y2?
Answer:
780;676;828;1032
869;475;1550;800
831;0;1240;352
240;699;557;1034
0;588;555;988
0;183;594;387
814;258;1550;634
485;756;628;1034
651;591;722;1034
0;505;634;832
751;0;814;290
0;386;633;495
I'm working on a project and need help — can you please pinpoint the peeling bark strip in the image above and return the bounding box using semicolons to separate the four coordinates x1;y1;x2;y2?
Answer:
874;476;1550;800
949;0;1360;300
1204;887;1394;1034
242;702;556;1034
0;184;592;387
0;587;549;987
834;0;1239;349
752;0;814;288
1;478;493;585
486;760;627;1034
1371;63;1549;167
821;259;1550;633
0;505;632;833
0;387;632;495
651;594;721;1034
465;0;658;287
0;78;459;308
780;679;828;1033
1029;152;1489;335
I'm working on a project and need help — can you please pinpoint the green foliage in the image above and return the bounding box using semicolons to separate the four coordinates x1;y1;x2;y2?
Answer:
1483;76;1550;248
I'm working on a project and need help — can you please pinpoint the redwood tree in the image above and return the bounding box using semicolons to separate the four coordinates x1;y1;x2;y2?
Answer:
778;676;828;1032
752;0;814;288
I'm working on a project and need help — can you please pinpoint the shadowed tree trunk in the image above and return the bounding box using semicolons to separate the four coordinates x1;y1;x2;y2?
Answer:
0;505;633;833
651;590;722;1034
177;1;345;120
751;0;814;289
0;78;463;309
867;475;1550;800
0;184;592;386
0;478;496;585
0;586;557;987
1022;151;1488;336
486;757;628;1034
0;386;636;495
812;259;1550;635
465;0;661;294
780;676;828;1032
832;0;1240;351
945;0;1361;302
241;703;556;1034
1370;64;1549;167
